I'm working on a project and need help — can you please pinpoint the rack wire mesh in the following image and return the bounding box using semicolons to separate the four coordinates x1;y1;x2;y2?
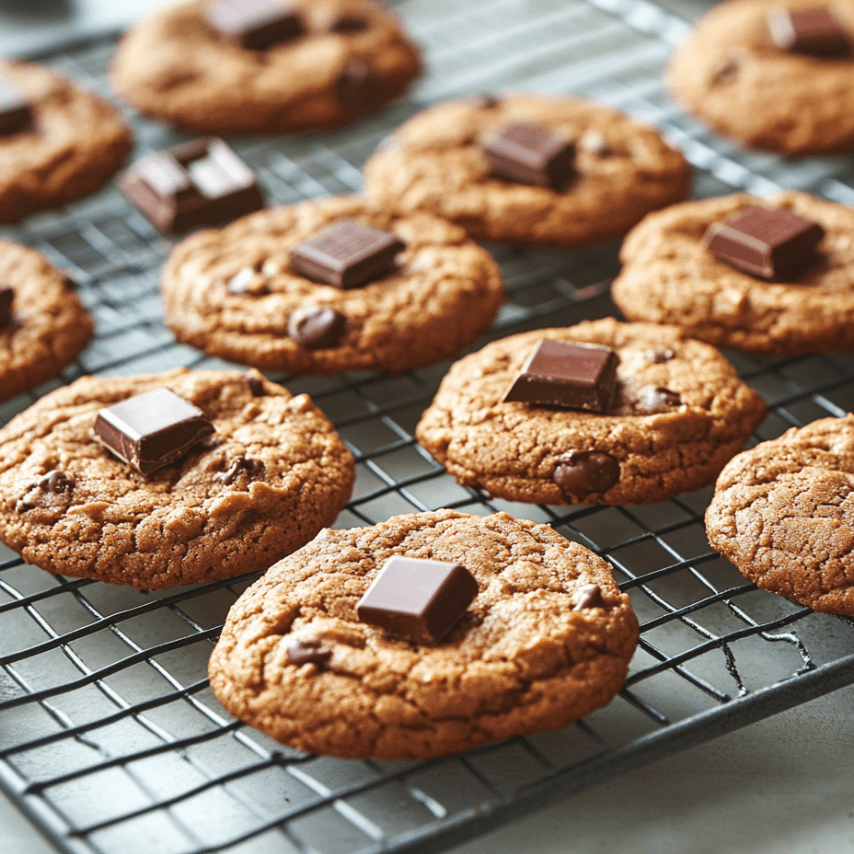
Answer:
3;0;854;852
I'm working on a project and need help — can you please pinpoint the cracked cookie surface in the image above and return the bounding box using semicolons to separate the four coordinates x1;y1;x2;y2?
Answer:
110;0;421;134
362;94;691;245
208;509;638;759
0;368;354;588
415;318;767;506
612;192;854;357
0;240;93;404
161;195;505;375
707;415;854;615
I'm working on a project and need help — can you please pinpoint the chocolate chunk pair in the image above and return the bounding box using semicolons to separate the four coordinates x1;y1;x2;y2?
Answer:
0;76;31;137
767;8;849;56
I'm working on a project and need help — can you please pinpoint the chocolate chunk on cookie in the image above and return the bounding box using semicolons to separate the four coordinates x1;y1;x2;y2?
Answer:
0;368;354;589
363;94;690;245
416;318;767;506
161;195;505;375
208;509;638;759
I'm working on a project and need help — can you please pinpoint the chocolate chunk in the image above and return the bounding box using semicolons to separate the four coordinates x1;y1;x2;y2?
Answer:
336;58;382;104
0;75;32;137
0;285;12;329
573;583;604;610
483;123;575;189
711;57;741;85
554;451;620;496
767;8;849;56
357;556;479;644
287;638;332;667
206;0;304;50
118;138;264;236
704;205;825;280
330;13;369;33
643;348;675;363
218;456;265;485
287;305;347;349
638;386;681;414
93;387;215;475
16;470;74;512
244;370;266;396
503;339;619;412
290;220;405;289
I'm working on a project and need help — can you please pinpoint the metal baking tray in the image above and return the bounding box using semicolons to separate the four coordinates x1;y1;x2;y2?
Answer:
2;1;854;852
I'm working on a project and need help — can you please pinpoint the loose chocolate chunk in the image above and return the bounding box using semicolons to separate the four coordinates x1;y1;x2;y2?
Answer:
219;456;265;485
357;556;479;644
336;58;383;104
553;451;620;496
206;0;304;50
482;123;575;189
0;285;12;329
330;12;369;33
287;638;333;667
638;386;682;414
118;138;264;236
573;583;604;611
244;370;266;396
503;339;619;412
290;220;405;289
93;387;215;475
703;205;825;280
767;8;849;55
287;305;347;348
0;75;32;137
643;348;675;363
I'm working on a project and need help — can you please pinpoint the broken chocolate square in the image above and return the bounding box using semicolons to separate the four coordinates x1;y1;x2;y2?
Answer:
767;8;849;55
0;75;32;137
503;339;619;412
0;285;13;328
93;387;215;475
703;205;825;280
289;220;405;288
482;123;575;189
357;556;478;644
206;0;305;50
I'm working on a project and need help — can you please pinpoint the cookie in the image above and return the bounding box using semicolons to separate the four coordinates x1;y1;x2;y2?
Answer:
109;0;422;135
160;195;505;375
667;0;854;154
707;415;854;615
0;241;94;404
415;318;767;506
208;509;639;759
0;367;354;589
0;60;133;224
612;191;854;357
362;93;691;245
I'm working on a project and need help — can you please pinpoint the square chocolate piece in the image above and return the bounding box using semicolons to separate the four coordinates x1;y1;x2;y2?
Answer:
703;205;825;280
503;339;619;412
290;220;405;289
767;8;849;55
118;138;264;236
356;556;478;644
482;123;575;189
206;0;304;50
0;285;12;329
93;387;215;475
0;75;32;137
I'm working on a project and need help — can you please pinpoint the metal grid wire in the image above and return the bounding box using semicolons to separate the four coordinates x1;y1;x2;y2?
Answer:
3;0;854;852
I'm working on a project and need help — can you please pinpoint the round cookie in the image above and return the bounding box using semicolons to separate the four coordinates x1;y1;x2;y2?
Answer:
0;60;133;224
161;196;505;375
109;0;422;135
415;318;767;506
0;367;354;589
0;240;94;404
362;93;691;246
612;191;854;357
208;509;639;759
667;0;854;154
707;415;854;615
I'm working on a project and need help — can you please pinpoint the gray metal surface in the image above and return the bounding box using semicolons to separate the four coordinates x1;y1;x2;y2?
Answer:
2;1;854;853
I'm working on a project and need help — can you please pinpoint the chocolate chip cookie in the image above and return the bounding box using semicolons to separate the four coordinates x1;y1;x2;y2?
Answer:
667;0;854;153
0;60;133;224
612;191;854;357
362;94;691;245
161;195;505;375
707;415;854;614
0;240;93;404
208;508;639;759
0;368;354;589
110;0;422;134
416;318;767;506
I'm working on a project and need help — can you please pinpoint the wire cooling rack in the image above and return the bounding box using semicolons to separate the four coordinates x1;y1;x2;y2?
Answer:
3;0;854;852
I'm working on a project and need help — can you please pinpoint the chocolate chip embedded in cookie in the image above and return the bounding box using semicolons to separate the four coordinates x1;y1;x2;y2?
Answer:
207;509;639;759
416;318;767;506
363;93;691;246
161;195;505;375
706;415;854;615
109;0;422;135
0;368;354;589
